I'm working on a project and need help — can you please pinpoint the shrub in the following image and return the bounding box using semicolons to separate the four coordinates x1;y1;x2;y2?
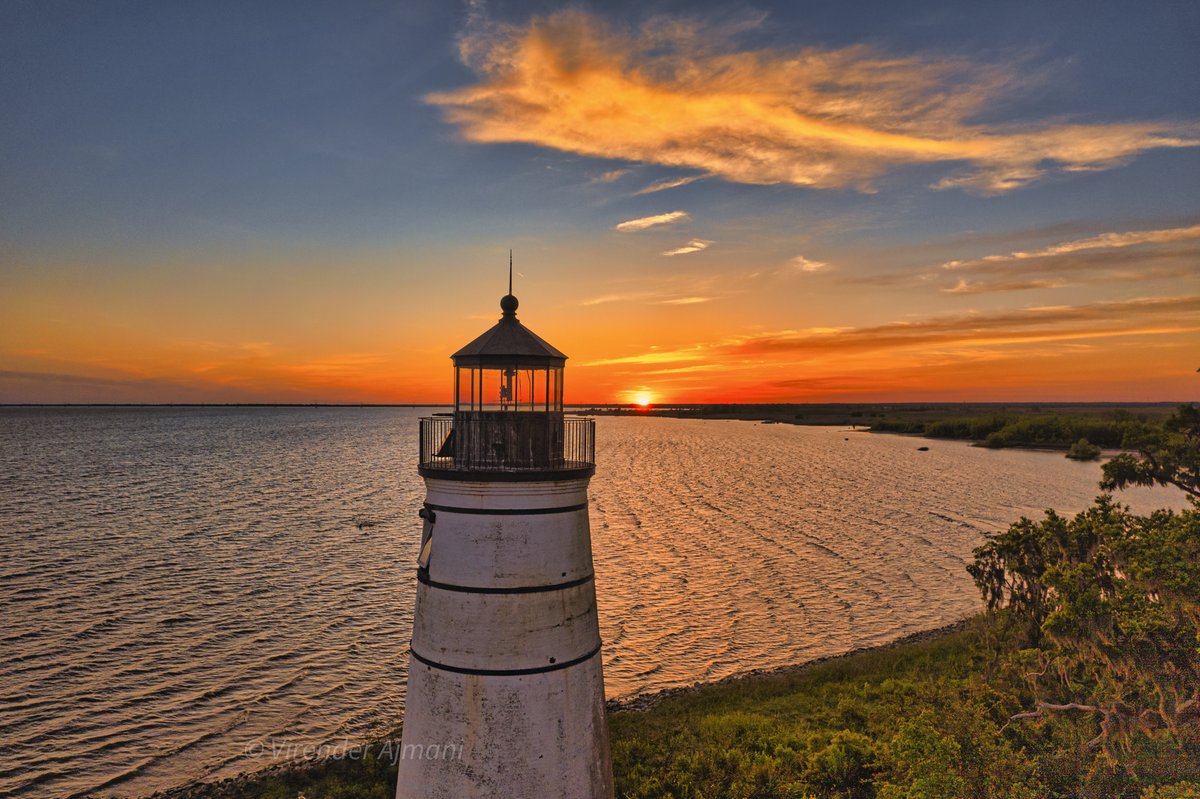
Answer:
1066;438;1102;460
804;730;876;798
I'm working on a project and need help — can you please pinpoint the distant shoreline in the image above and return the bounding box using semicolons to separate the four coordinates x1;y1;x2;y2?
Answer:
585;401;1191;455
0;403;449;408
0;401;1189;409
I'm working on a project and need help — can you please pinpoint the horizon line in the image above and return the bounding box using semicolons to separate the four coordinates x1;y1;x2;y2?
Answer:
0;400;1192;409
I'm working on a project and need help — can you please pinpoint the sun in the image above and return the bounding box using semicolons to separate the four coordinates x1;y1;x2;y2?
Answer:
633;391;653;408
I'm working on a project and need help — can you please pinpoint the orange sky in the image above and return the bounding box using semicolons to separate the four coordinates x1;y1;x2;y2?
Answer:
3;238;1198;404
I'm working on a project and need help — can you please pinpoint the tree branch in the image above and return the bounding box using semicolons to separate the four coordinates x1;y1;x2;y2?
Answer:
1001;701;1108;745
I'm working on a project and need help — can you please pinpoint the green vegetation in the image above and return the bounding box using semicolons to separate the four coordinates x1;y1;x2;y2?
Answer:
969;498;1199;757
166;406;1200;799
1101;404;1200;499
587;401;1193;458
1067;438;1103;460
873;410;1160;451
234;751;396;799
871;403;1199;462
610;622;1039;799
584;402;1179;440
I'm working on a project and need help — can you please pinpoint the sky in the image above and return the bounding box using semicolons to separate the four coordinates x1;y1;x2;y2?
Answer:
1;0;1198;404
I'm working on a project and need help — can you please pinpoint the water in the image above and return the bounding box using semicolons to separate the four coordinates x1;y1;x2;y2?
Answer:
0;407;1188;798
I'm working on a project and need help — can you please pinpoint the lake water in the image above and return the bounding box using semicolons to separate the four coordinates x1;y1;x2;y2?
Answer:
0;407;1188;798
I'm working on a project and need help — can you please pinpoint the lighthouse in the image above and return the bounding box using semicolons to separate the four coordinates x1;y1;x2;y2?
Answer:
396;275;613;798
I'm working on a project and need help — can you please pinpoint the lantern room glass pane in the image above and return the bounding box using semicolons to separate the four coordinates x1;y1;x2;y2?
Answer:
454;365;563;412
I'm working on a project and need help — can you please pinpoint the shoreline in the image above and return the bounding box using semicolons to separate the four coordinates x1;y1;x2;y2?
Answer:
585;402;1185;457
606;616;975;713
142;617;976;799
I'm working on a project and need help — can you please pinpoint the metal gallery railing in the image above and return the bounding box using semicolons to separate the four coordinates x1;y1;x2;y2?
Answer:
419;413;594;472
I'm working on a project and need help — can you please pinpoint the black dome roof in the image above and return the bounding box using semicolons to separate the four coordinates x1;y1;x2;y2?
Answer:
451;296;567;368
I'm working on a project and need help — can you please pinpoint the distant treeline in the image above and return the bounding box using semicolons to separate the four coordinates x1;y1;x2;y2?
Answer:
871;411;1158;449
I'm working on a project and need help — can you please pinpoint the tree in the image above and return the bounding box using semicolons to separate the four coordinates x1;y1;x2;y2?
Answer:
967;512;1061;646
1101;404;1200;498
970;497;1200;756
1067;438;1102;461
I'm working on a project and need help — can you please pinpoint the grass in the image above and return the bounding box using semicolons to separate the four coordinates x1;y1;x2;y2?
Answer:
157;615;1200;798
609;622;985;799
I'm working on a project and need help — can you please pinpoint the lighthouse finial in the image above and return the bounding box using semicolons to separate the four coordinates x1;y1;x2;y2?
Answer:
500;250;519;317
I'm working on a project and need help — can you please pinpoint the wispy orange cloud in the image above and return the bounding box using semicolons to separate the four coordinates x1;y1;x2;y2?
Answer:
923;222;1200;293
790;255;828;272
580;295;1200;370
578;282;719;306
942;278;1067;294
662;239;712;256
943;223;1200;269
656;296;714;305
581;347;708;367
613;210;690;232
428;10;1200;194
724;295;1200;355
837;221;1200;293
635;175;702;195
589;168;630;184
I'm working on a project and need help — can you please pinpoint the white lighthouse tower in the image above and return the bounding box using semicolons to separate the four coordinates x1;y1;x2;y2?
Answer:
396;275;613;799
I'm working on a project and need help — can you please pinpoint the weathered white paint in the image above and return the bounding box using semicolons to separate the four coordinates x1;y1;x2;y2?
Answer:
419;480;594;589
410;583;599;669
396;475;614;799
398;655;611;798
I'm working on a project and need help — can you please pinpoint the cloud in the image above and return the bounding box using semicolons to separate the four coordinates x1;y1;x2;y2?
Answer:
656;296;714;305
580;292;650;306
639;363;727;375
635;175;702;195
662;238;712;256
237;341;275;357
0;369;175;391
769;374;906;392
581;348;707;367
590;168;630;184
942;278;1067;294
790;255;828;272
746;255;834;280
613;210;690;232
0;368;273;404
927;221;1200;291
428;10;1200;194
834;270;930;288
943;223;1200;269
724;295;1200;356
578;295;1199;372
581;290;716;306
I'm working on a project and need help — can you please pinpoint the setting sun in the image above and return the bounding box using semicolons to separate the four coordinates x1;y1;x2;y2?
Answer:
634;391;653;408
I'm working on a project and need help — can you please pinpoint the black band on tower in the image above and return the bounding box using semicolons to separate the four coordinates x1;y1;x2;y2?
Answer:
417;570;594;594
408;642;602;677
423;501;588;516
